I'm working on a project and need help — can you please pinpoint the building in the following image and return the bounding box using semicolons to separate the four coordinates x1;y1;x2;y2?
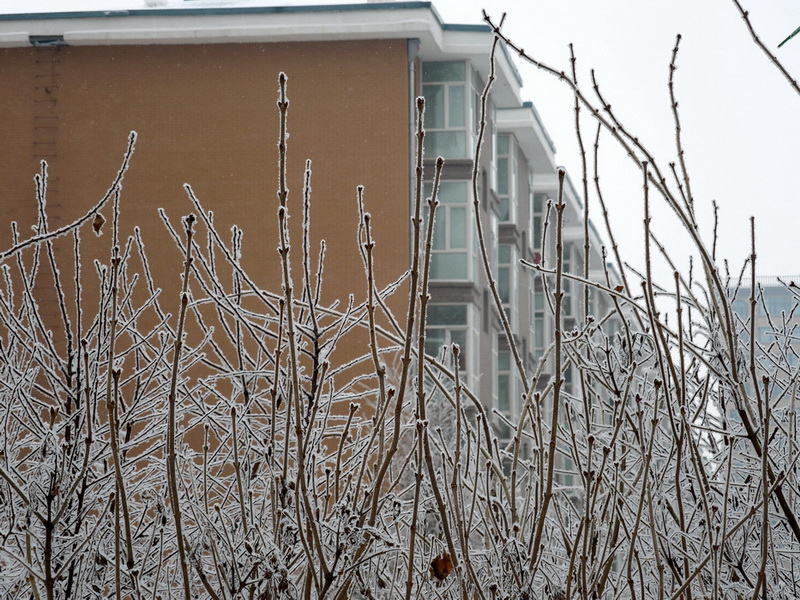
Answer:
729;276;800;467
732;277;800;361
0;1;619;452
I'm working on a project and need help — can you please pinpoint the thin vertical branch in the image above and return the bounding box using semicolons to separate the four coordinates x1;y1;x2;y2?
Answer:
474;14;528;391
166;214;196;600
529;168;566;572
668;34;697;227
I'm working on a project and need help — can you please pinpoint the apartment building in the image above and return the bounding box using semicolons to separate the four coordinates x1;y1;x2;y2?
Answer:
730;277;800;403
0;1;618;444
722;275;800;494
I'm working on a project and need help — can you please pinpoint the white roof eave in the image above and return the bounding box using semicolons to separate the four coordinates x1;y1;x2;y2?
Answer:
0;5;525;106
497;106;557;173
0;31;30;46
0;7;441;47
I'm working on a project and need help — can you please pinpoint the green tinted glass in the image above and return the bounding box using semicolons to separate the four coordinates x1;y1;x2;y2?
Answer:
422;61;466;82
498;373;510;411
438;181;468;204
498;351;510;371
427;304;467;326
497;134;509;155
497;157;508;196
448;85;465;128
449;207;466;248
427;131;466;158
431;253;467;279
422;84;445;129
498;267;510;303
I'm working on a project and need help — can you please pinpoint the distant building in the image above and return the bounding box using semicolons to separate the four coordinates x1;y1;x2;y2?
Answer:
728;276;800;482
731;276;800;387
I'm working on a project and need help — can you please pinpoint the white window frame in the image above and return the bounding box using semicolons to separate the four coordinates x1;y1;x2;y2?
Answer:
496;344;516;444
495;133;517;223
424;180;477;282
532;284;547;366
562;242;574;317
497;243;517;327
421;61;478;159
531;193;547;257
425;304;479;389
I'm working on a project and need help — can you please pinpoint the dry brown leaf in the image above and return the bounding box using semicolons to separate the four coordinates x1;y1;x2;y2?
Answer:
93;213;106;236
430;552;454;581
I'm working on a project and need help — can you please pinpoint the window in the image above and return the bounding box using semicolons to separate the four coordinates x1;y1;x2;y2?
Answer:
424;181;475;280
765;292;795;316
531;193;547;256
732;299;748;319
605;314;619;340
497;243;517;326
558;453;577;490
562;243;574;317
496;348;514;443
422;61;477;158
563;361;574;396
495;133;517;222
554;366;576;490
588;287;597;320
425;304;478;386
532;284;546;365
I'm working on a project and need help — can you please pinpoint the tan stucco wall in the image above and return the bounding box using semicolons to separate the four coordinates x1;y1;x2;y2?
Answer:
0;40;411;340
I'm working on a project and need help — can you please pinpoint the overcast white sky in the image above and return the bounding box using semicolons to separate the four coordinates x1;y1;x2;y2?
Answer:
4;0;800;285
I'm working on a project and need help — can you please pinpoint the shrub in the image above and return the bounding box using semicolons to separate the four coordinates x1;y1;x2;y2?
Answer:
1;16;799;597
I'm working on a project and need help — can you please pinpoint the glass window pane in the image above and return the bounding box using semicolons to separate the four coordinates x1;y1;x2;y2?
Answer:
451;330;467;369
428;304;467;326
448;85;465;128
431;252;467;280
423;84;445;129
497;133;509;155
498;244;511;263
449;207;466;248
425;329;446;358
497;421;511;442
473;91;480;134
498;373;510;411
497;197;509;222
431;207;446;249
498;351;510;371
439;181;468;204
422;61;466;82
498;267;510;303
427;131;466;159
497;157;508;196
534;195;544;212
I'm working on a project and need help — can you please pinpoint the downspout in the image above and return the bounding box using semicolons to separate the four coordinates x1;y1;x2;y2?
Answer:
408;37;420;267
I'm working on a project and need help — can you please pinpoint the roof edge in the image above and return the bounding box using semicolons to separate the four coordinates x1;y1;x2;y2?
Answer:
0;2;435;22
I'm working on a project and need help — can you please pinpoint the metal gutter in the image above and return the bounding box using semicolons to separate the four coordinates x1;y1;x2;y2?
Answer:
0;2;434;21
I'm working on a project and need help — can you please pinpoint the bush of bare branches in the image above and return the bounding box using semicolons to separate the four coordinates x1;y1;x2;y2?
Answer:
2;13;800;598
